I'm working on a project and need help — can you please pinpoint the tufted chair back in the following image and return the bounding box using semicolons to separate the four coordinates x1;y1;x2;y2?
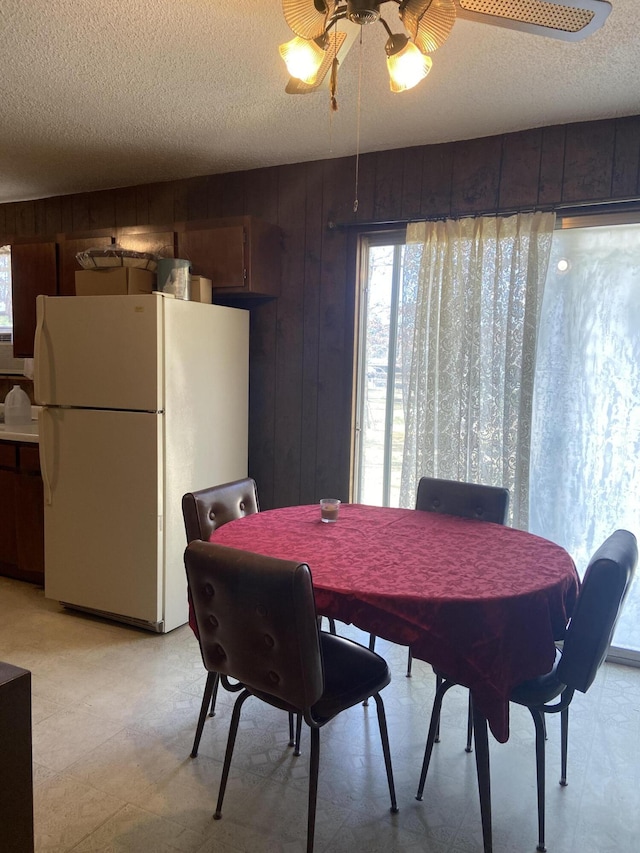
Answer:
557;529;637;694
185;540;324;712
415;476;509;525
182;478;259;544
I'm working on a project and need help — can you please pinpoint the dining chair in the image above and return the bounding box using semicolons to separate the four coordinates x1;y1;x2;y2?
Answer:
181;477;260;757
184;540;399;853
368;476;509;744
415;476;510;748
416;529;638;853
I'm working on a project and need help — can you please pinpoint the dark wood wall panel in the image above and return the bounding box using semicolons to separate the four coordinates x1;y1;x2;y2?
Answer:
43;197;62;235
3;115;640;509
353;152;377;222
373;148;404;222
537;124;565;206
401;146;424;221
71;194;92;232
420;142;453;217
15;201;35;237
2;204;17;236
499;129;542;211
299;160;325;504
273;162;307;508
612;115;640;199
114;187;138;226
563;119;616;202
451;136;502;214
316;156;354;502
244;165;281;508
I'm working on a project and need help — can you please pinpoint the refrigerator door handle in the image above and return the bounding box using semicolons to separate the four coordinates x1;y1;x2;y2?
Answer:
39;408;53;506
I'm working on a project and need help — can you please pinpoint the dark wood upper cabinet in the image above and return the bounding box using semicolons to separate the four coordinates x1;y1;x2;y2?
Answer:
10;241;57;358
176;217;281;296
9;217;280;359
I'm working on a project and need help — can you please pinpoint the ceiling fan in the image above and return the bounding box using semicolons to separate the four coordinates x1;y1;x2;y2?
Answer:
279;0;612;95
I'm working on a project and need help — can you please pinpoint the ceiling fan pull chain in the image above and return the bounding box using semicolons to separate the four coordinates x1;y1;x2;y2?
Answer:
353;27;364;213
330;56;339;112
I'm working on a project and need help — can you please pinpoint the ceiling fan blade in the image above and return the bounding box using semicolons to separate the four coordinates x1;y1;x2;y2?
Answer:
282;0;337;40
454;0;612;41
402;0;457;54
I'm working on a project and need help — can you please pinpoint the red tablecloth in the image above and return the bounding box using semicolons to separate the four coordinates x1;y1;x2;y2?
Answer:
205;503;579;742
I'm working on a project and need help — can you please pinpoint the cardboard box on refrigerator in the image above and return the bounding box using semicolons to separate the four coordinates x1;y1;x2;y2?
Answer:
75;268;156;296
189;275;212;303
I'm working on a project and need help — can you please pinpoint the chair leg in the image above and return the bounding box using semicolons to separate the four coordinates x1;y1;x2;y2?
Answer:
328;618;337;635
472;702;493;853
295;713;303;757
191;672;219;758
465;692;474;753
288;712;295;747
372;693;399;813
406;648;413;677
416;678;455;800
209;672;220;715
434;673;443;743
214;689;251;820
560;707;568;787
307;726;320;853
363;634;377;707
529;708;547;852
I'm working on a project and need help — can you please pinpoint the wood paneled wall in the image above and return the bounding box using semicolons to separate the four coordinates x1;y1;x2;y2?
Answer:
2;116;640;509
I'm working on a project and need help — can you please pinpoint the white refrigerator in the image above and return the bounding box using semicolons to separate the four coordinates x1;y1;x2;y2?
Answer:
34;292;249;632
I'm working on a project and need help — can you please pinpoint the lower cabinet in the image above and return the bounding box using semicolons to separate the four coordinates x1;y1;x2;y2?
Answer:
0;443;44;585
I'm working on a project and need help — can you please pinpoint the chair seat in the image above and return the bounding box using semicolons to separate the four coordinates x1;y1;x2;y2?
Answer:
251;632;391;724
433;648;566;712
510;649;566;708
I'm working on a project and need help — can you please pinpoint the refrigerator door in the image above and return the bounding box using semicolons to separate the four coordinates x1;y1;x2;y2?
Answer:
40;406;164;629
35;294;163;411
161;299;249;631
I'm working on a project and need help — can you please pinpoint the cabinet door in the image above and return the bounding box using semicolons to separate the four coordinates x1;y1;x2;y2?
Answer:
15;445;44;585
0;464;18;571
177;225;246;290
58;235;114;296
11;241;57;358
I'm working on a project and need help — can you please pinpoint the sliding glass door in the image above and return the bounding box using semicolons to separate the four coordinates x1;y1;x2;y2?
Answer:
354;216;640;655
529;218;640;656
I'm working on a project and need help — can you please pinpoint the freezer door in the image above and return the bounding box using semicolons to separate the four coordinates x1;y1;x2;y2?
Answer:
34;294;163;411
41;407;165;627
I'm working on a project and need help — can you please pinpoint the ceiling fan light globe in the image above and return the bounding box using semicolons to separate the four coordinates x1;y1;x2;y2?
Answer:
279;36;325;84
387;40;432;91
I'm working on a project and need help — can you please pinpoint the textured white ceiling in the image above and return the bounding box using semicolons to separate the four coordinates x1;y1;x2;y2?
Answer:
1;0;639;204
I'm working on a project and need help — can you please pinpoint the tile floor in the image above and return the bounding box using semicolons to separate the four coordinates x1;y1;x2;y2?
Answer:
2;575;640;852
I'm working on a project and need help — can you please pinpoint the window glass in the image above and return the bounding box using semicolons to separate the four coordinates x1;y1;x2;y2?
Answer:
0;246;11;341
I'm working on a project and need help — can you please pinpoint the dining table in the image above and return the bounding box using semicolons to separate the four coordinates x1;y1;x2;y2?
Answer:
208;502;579;744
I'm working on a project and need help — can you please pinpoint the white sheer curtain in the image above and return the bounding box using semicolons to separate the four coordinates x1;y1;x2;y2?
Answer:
530;223;640;556
399;212;556;528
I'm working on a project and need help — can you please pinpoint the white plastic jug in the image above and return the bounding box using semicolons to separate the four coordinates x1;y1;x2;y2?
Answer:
4;385;32;426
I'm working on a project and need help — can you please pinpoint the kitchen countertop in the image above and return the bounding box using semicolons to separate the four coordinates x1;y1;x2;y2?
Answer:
0;405;40;443
0;422;39;443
